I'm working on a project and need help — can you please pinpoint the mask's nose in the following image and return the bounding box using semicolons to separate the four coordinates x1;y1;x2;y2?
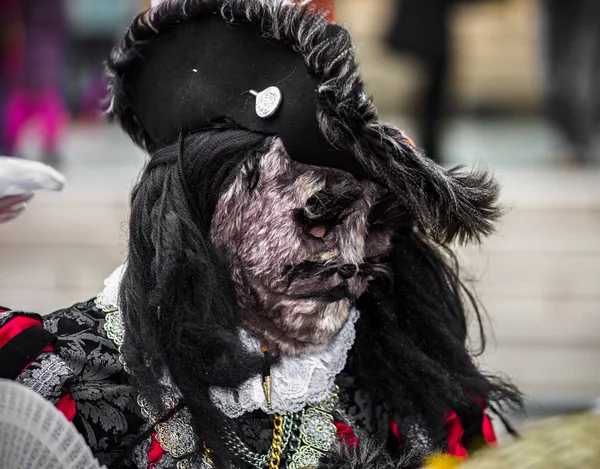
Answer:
338;263;358;279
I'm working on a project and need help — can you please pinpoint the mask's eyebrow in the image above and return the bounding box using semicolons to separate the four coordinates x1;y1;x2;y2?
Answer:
302;178;363;224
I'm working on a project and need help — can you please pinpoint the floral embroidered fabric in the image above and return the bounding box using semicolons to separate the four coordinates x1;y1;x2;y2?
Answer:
0;303;145;467
1;301;373;468
16;353;73;404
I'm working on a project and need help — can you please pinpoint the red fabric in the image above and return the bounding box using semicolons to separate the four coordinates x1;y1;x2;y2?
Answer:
56;392;76;422
148;433;165;468
1;316;42;347
471;397;498;447
334;421;358;448
0;316;54;375
389;417;402;444
482;411;498;447
0;315;54;352
444;409;469;459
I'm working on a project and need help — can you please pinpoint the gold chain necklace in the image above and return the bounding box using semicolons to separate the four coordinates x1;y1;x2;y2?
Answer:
269;413;285;469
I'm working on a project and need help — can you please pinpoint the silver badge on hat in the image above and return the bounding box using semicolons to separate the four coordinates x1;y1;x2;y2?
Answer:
249;86;283;119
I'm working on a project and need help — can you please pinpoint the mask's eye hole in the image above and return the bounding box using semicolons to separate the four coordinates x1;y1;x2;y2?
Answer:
306;224;328;239
295;210;333;240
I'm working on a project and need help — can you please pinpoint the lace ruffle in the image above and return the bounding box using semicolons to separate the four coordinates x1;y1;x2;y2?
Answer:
96;264;125;310
209;309;358;418
16;353;73;405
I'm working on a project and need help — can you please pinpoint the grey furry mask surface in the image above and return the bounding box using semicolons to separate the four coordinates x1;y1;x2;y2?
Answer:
211;139;392;356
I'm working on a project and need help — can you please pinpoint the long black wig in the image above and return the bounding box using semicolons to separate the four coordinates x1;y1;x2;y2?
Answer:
118;127;274;463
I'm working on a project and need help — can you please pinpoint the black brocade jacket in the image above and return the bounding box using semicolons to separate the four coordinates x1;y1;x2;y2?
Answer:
0;300;494;468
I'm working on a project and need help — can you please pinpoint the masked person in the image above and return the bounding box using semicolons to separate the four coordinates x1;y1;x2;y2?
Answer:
0;1;521;468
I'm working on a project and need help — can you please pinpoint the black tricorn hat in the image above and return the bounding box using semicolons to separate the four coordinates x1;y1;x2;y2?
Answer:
106;0;501;244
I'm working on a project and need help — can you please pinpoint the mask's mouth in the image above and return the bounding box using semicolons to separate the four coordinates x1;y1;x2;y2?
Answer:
289;284;353;302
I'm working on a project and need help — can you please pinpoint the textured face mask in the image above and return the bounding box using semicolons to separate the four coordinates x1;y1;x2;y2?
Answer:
211;139;393;355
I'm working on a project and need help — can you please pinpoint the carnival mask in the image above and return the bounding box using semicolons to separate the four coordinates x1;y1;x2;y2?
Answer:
211;139;393;356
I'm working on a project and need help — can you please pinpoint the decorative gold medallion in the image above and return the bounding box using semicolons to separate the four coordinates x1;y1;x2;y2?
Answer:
287;403;337;469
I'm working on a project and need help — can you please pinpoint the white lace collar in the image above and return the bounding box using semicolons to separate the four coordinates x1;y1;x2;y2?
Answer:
98;265;358;418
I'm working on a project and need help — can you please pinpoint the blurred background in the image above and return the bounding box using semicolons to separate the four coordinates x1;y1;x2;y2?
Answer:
0;0;598;435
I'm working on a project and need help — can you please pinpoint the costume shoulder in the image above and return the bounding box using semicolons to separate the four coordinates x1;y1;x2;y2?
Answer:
0;300;144;467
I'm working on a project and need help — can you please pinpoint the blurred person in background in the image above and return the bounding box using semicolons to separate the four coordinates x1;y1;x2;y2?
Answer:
386;0;502;165
1;0;69;167
0;0;22;155
66;0;142;121
541;0;600;166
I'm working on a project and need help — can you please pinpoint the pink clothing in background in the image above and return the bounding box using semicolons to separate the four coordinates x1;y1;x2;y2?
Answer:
3;89;66;154
1;0;68;157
